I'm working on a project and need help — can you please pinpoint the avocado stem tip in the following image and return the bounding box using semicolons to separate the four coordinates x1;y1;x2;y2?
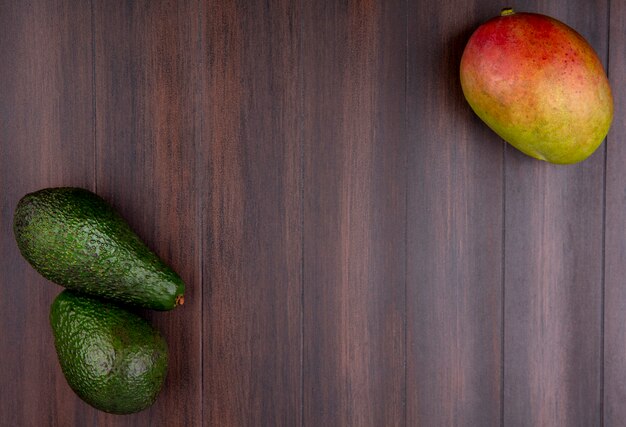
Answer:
176;295;185;306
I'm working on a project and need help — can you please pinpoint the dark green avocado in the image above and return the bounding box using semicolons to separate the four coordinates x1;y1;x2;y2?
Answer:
13;187;185;310
50;290;169;414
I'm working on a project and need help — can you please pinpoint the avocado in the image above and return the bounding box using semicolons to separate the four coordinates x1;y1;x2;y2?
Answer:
13;187;185;310
50;290;168;414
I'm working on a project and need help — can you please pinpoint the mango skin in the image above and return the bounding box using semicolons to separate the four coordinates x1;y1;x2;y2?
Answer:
460;11;613;164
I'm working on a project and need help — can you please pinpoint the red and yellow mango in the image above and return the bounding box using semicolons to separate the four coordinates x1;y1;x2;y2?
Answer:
460;9;613;164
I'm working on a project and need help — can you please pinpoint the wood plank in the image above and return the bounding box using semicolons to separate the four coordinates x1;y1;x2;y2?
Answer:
406;2;504;425
202;0;302;424
302;1;406;425
603;0;626;423
503;3;608;425
0;0;94;425
93;0;203;425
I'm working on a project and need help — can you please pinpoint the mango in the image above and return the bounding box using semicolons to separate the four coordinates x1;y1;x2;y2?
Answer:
460;8;613;164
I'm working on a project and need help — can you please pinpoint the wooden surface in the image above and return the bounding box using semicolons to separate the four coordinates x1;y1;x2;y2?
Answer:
0;0;622;426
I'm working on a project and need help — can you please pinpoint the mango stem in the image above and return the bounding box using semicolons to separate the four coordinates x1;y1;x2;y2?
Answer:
501;7;515;16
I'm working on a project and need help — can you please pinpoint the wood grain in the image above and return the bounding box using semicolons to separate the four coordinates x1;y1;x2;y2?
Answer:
503;2;608;426
0;0;94;425
93;0;202;425
603;0;626;423
202;0;302;425
1;1;624;425
302;1;406;425
406;2;504;425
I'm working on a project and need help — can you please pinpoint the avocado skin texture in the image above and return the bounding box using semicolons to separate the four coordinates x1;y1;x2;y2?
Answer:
13;187;184;310
50;290;168;414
